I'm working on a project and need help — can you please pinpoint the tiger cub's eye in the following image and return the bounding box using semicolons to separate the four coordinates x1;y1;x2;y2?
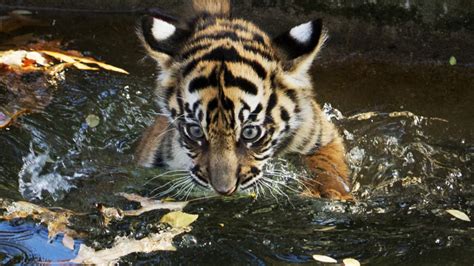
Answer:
186;124;204;140
241;126;262;142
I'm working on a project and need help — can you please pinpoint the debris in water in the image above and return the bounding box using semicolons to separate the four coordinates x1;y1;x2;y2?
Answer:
160;211;199;228
96;193;189;226
71;228;187;264
312;254;337;263
343;258;361;266
85;114;100;128
446;209;471;222
0;199;83;241
0;39;129;129
449;56;457;66
314;226;337;232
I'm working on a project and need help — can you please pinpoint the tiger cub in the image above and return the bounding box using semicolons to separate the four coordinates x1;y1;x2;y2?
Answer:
136;0;352;200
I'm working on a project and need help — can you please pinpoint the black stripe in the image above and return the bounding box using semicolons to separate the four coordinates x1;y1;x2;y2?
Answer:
248;103;262;121
242;44;273;60
183;46;267;79
191;31;266;46
264;93;278;123
207;98;219;112
280;107;290;121
223;68;258;95
181;43;211;59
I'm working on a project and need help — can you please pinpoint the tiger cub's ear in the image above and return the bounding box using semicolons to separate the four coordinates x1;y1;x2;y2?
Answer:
139;10;191;68
273;19;327;77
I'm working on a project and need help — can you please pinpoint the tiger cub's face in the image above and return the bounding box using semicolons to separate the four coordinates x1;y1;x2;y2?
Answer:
140;13;326;195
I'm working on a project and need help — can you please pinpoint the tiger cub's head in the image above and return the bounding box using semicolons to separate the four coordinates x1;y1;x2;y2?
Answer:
139;2;326;195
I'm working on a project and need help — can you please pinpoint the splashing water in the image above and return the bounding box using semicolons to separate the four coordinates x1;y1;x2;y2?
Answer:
18;144;80;201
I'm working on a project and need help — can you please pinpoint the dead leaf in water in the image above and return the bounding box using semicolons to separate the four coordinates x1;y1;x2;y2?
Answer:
312;254;337;263
96;193;189;226
160;211;198;228
0;199;82;242
446;209;471;222
314;226;337;232
71;227;186;264
118;193;188;216
343;258;361;266
342;258;360;266
40;50;129;74
85;114;100;128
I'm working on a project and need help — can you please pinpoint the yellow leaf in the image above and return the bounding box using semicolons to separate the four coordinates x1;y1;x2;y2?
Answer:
86;114;100;128
160;211;198;228
314;226;337;232
343;258;361;266
40;50;128;74
446;209;471;222
312;255;337;263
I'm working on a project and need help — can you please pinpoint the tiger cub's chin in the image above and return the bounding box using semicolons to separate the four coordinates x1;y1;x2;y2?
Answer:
135;0;352;200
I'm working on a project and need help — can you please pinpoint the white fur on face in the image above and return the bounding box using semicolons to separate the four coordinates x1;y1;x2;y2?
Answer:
289;21;313;43
151;18;176;41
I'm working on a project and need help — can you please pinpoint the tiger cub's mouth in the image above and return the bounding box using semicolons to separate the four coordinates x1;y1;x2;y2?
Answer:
190;165;264;196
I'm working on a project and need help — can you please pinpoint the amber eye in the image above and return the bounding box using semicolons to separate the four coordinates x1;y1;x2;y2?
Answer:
186;124;204;140
241;126;262;142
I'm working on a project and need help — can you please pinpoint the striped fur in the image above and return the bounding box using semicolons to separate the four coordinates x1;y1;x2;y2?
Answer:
136;0;352;199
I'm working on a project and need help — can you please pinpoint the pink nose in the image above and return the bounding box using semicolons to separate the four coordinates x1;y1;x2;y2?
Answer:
215;185;237;196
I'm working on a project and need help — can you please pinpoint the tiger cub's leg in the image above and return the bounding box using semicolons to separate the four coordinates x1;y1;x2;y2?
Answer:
302;136;353;200
135;115;171;167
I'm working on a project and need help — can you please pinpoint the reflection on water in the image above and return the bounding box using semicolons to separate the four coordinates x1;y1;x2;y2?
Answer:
0;221;79;264
0;11;472;265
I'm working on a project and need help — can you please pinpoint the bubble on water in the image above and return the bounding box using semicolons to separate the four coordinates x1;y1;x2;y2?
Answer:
179;234;198;248
18;145;80;201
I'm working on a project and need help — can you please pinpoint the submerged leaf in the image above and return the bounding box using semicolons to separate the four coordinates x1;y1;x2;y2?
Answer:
449;56;457;66
312;254;337;263
71;228;186;264
446;209;471;222
343;258;361;266
85;114;100;128
160;211;199;228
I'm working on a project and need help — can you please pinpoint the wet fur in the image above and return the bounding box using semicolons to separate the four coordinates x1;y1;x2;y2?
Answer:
136;0;352;199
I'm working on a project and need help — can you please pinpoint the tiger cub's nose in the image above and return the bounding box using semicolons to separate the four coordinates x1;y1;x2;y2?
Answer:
214;184;237;196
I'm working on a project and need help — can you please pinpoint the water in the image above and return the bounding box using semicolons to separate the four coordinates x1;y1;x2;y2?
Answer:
0;7;473;266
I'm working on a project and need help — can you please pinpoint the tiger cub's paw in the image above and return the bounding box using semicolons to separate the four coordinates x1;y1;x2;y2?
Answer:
301;175;354;201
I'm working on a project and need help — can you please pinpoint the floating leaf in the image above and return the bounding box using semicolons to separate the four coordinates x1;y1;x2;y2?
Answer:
343;258;361;266
40;50;128;74
446;209;471;222
449;56;457;66
71;228;185;264
312;254;337;263
314;226;337;232
118;193;187;215
85;114;100;128
160;211;198;228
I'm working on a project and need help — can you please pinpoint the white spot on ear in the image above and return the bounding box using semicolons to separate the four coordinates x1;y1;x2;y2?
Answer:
289;21;313;43
151;18;176;41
